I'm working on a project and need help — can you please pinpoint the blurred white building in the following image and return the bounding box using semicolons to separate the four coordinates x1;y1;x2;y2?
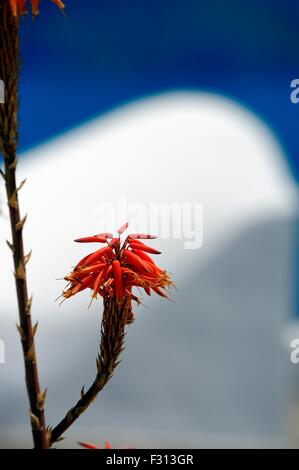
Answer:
0;92;298;448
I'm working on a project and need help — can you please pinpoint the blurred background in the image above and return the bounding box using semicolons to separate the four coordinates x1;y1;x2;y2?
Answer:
0;0;299;448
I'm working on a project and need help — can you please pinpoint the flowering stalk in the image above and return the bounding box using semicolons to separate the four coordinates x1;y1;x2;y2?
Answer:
50;297;129;445
0;0;64;449
49;224;174;445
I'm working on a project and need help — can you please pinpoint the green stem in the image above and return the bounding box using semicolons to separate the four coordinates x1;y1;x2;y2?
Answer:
0;3;48;449
50;297;130;446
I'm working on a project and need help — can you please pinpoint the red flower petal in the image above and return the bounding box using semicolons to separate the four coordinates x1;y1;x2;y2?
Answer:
117;222;129;234
74;236;107;243
112;260;123;300
129;241;161;255
123;249;152;274
95;233;113;239
83;246;113;266
128;233;157;240
131;249;156;265
79;442;100;450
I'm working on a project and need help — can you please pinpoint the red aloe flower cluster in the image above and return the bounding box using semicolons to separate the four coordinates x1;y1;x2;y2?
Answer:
8;0;65;16
62;223;173;321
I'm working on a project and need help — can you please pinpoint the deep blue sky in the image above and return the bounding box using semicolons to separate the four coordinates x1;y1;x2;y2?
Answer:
18;0;299;181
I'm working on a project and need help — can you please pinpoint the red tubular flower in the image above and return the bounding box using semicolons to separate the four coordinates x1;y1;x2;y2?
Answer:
79;440;112;450
8;0;65;16
79;442;100;450
79;440;134;450
62;223;174;323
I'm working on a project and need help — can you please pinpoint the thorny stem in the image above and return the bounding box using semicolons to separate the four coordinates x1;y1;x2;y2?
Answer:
49;297;129;446
0;3;48;449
